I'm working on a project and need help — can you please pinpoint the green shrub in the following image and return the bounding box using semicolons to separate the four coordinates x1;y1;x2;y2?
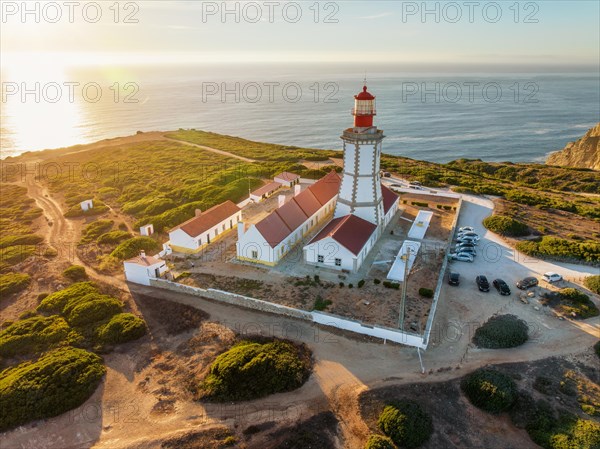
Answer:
339;282;344;288
313;296;332;311
472;314;529;349
594;341;600;359
461;368;518;414
0;347;105;431
201;339;311;401
358;280;366;288
37;282;98;314
0;315;79;358
374;279;381;285
110;236;160;260
79;220;113;244
383;281;400;290
483;215;529;237
418;287;434;298
584;275;600;294
66;296;123;327
96;230;132;245
555;288;599;319
365;434;396;449
96;313;146;345
0;272;31;297
349;284;354;288
0;234;44;249
64;200;109;217
516;237;600;264
63;265;88;282
377;400;433;448
0;245;37;266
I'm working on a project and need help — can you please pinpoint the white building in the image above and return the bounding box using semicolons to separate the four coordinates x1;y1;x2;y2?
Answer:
274;171;300;188
140;224;154;236
237;171;340;266
304;185;398;272
303;84;399;272
168;200;242;253
123;251;169;286
80;199;93;211
249;181;281;203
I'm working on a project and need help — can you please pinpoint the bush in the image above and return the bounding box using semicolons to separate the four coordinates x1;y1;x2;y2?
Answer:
383;281;400;290
555;288;599;319
201;339;311;401
339;282;344;288
348;284;354;288
313;296;332;311
472;314;529;349
516;237;600;264
418;287;433;298
64;200;109;217
96;313;146;345
97;230;131;245
110;236;161;260
79;220;113;244
483;215;529;237
0;234;44;249
365;434;396;449
595;341;600;359
584;275;600;294
461;368;518;414
63;265;88;282
377;400;433;448
66;296;123;327
0;347;105;431
0;272;31;297
37;282;98;314
0;315;78;358
374;279;381;285
358;280;366;288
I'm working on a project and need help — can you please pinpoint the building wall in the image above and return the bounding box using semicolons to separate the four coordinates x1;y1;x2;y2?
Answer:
304;236;357;271
170;212;242;253
237;196;336;266
274;176;299;187
124;261;168;286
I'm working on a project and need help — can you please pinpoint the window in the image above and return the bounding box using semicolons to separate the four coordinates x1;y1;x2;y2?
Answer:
251;250;258;259
222;224;225;231
335;258;341;266
317;255;324;263
230;219;233;228
215;228;219;236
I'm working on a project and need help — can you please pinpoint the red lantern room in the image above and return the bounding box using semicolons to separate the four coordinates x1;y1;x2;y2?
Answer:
352;85;376;128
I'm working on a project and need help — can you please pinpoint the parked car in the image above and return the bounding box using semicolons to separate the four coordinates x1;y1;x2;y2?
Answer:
516;277;539;289
459;226;475;233
542;272;563;283
450;253;474;262
456;242;476;250
409;185;424;190
456;237;478;245
458;231;480;240
448;272;460;286
383;172;391;177
493;279;511;295
458;247;477;256
409;181;422;186
476;275;490;292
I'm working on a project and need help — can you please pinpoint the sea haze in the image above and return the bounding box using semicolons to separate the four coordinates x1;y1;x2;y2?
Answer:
1;63;598;163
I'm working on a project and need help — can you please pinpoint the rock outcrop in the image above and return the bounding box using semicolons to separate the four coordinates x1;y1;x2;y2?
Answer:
546;123;600;170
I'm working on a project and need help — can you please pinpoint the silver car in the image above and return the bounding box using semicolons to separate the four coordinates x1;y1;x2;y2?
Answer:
450;252;474;262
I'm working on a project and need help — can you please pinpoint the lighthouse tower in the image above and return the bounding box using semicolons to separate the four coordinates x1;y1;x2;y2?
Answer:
334;84;385;226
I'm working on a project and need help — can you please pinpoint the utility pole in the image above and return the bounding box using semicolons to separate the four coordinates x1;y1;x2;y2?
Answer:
399;246;411;330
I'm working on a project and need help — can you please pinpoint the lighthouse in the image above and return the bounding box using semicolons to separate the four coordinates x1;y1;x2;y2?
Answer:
334;84;385;226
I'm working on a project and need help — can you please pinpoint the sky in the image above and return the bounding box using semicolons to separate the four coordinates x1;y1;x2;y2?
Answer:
1;1;599;69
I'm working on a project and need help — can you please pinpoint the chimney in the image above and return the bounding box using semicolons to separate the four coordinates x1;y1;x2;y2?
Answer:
294;184;301;197
237;221;245;240
195;208;202;217
278;195;285;208
140;250;146;259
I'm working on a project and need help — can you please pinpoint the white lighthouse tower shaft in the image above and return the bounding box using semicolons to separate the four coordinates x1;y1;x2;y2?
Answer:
334;85;385;226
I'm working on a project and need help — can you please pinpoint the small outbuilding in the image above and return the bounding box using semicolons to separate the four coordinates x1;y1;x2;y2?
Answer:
140;224;154;236
274;172;300;188
250;181;281;202
123;251;169;286
80;199;93;211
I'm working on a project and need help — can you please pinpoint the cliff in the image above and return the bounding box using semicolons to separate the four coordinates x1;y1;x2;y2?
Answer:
546;123;600;170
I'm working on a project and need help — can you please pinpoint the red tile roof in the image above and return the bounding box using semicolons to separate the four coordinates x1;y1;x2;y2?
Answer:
381;184;399;213
254;172;341;247
309;214;376;255
251;181;281;197
274;172;300;182
125;254;162;266
171;200;240;237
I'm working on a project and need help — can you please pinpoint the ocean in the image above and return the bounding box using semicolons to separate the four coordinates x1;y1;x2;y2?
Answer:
1;63;598;163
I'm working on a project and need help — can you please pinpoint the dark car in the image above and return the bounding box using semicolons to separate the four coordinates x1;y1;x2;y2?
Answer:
516;276;539;290
493;279;511;295
448;272;460;286
476;275;490;292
